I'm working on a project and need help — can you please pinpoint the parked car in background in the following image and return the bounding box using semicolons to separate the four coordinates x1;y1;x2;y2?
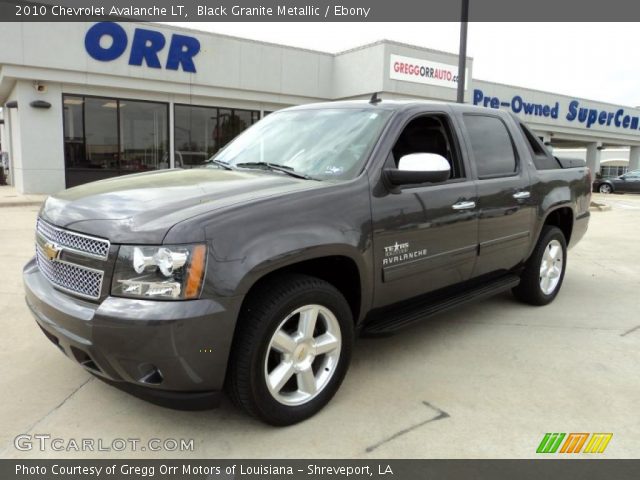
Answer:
593;169;640;193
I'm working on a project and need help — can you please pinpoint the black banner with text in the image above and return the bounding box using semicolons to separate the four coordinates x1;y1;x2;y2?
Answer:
3;0;640;21
3;459;640;480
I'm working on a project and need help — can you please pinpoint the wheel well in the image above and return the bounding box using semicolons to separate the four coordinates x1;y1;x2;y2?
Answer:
243;256;362;322
543;207;573;243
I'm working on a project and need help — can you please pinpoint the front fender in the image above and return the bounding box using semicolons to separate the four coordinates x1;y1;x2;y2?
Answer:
175;178;374;310
206;226;369;299
233;240;367;294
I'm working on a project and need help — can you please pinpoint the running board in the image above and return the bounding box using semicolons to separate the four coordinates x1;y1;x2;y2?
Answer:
362;274;521;336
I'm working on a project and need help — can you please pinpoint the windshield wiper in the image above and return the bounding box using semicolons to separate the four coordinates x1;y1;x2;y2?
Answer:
235;162;315;180
206;159;234;170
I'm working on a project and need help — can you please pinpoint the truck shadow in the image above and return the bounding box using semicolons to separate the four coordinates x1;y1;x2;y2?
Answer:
75;291;527;458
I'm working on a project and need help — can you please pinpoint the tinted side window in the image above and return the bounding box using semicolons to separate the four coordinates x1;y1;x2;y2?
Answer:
392;114;464;180
463;115;517;178
519;122;561;170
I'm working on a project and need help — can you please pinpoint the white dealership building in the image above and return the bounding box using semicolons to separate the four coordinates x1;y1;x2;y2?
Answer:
1;21;639;193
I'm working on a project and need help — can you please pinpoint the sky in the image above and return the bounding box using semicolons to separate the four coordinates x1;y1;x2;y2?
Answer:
167;22;640;107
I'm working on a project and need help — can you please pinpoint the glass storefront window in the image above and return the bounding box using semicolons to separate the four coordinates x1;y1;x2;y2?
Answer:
63;95;259;185
174;104;260;169
62;96;85;169
63;95;168;187
600;165;628;178
84;97;118;171
120;100;169;172
174;105;219;168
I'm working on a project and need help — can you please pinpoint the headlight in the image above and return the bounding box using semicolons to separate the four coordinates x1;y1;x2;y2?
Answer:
112;244;206;300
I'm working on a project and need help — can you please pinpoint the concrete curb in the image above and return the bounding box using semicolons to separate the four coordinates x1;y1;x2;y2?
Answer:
0;186;47;208
0;201;44;208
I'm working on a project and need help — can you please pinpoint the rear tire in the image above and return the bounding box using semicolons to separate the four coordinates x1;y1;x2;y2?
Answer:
227;274;353;426
512;226;567;306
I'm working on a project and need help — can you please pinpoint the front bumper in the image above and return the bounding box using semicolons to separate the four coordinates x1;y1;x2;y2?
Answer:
23;257;243;410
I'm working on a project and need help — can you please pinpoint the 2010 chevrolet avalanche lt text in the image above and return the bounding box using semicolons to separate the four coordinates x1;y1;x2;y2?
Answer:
24;100;591;425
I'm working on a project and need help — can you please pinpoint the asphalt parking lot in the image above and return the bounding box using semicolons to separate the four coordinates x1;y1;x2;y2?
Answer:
1;193;639;459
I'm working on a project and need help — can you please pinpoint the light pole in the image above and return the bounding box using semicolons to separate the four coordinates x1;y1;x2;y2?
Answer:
456;0;469;103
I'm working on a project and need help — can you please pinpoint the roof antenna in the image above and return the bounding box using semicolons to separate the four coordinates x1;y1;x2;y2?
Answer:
369;92;382;105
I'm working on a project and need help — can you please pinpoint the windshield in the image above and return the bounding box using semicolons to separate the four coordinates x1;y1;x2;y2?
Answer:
209;108;393;180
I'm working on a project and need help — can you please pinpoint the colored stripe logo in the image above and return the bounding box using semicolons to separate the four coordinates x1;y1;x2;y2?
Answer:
583;433;614;453
537;433;612;454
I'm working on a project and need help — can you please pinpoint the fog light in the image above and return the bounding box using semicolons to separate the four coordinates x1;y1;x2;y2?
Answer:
138;364;163;385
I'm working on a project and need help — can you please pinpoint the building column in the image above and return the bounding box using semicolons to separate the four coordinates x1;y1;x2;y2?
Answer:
586;142;602;175
629;146;640;171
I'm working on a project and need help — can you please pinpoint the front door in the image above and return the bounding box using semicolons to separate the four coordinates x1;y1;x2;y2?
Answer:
618;170;640;192
370;113;478;308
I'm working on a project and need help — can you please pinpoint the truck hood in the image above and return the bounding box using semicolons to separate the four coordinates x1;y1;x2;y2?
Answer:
40;168;320;244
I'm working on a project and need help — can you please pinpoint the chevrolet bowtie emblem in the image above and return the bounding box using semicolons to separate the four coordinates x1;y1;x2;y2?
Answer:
43;241;62;261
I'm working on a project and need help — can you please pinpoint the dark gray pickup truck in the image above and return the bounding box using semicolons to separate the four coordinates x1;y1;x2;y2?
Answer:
24;100;591;425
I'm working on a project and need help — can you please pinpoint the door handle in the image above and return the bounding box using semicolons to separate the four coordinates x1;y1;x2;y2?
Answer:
513;191;531;200
452;201;476;210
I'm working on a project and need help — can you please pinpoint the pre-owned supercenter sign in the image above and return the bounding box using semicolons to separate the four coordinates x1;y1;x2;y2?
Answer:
474;88;640;133
390;54;464;89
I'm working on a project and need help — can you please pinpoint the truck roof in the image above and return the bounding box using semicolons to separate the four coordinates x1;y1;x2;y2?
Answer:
282;99;506;116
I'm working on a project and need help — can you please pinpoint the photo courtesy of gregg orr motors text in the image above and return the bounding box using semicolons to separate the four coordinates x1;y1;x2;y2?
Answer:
14;463;389;477
15;464;202;478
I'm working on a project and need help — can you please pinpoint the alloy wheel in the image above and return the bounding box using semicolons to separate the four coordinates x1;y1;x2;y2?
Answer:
539;239;564;295
264;304;342;406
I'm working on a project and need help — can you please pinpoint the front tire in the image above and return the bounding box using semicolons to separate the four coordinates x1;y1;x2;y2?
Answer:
227;274;354;426
599;183;613;194
512;226;567;306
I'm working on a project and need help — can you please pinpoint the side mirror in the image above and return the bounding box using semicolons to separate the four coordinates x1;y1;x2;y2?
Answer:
619;175;626;181
385;153;451;186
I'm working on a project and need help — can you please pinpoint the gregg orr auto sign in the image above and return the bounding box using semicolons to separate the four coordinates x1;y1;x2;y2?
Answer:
390;54;466;89
85;22;200;72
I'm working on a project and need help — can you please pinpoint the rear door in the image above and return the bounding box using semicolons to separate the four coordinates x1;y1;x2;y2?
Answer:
459;112;535;277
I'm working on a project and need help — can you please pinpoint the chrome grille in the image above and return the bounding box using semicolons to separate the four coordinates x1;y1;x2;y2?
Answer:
36;245;104;300
37;218;110;259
